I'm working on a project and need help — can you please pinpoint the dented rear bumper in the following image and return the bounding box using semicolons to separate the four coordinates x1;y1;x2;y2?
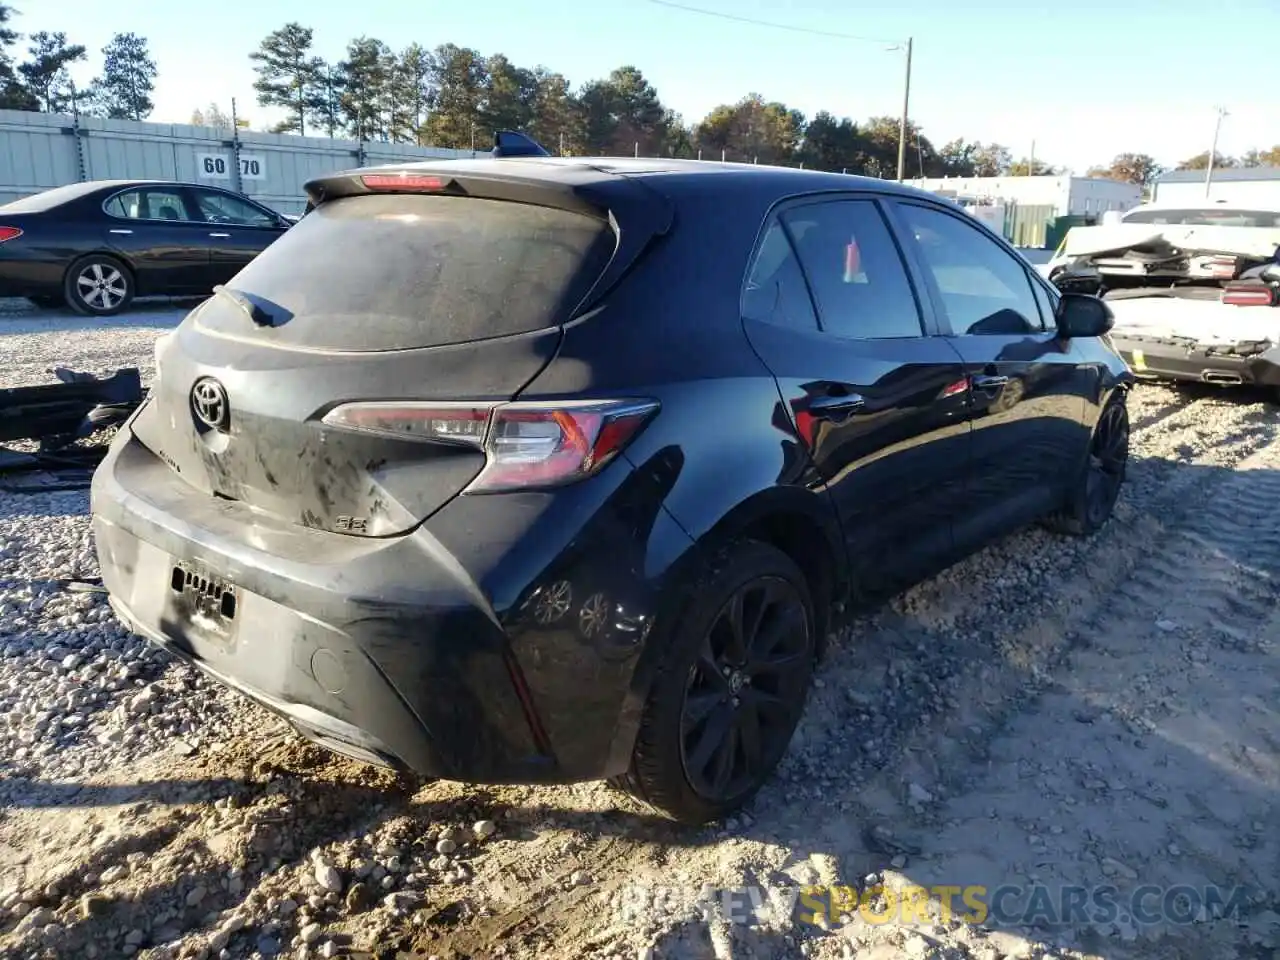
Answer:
90;432;558;783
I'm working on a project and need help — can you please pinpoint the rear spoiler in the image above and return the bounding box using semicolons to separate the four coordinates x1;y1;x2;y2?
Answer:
299;130;552;218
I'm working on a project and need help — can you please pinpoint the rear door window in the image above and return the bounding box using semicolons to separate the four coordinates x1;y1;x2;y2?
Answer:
200;194;616;352
105;188;194;222
741;221;819;332
780;200;925;340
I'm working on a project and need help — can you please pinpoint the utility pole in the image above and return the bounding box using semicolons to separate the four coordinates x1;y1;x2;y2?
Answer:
230;98;244;194
1029;140;1035;175
1205;106;1227;198
895;37;913;182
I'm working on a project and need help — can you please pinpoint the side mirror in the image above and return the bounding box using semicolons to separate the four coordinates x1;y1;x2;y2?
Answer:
1055;292;1114;338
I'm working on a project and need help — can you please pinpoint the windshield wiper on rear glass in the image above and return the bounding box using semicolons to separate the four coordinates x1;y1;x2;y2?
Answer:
212;284;275;327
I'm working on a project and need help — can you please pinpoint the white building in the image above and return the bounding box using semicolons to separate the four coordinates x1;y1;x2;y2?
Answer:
904;174;1142;218
1152;167;1280;207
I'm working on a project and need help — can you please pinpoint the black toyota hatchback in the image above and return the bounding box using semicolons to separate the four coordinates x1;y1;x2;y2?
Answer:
91;157;1132;824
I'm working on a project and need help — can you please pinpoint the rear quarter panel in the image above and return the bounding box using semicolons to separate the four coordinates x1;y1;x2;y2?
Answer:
484;180;846;775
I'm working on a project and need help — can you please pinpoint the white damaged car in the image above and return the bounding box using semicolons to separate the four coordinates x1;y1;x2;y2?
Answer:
1040;203;1280;396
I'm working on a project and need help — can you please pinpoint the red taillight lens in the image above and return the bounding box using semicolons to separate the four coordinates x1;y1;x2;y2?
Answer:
1221;284;1276;307
0;226;22;243
360;173;450;192
472;400;659;492
1207;257;1237;279
320;398;659;492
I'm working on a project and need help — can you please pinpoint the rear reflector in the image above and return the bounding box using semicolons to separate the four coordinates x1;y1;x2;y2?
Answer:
1221;284;1276;307
321;398;659;492
360;173;450;192
0;226;22;243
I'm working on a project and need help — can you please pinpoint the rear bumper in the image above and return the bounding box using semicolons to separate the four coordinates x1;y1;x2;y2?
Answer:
90;433;562;783
1110;334;1280;388
0;258;64;299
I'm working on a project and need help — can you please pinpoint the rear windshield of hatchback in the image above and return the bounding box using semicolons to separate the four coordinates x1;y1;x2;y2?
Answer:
205;193;616;352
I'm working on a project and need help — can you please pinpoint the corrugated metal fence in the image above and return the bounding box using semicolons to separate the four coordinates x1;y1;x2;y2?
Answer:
0;109;474;214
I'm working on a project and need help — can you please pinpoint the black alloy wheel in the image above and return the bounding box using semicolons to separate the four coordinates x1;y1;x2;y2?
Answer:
1084;397;1129;528
680;576;813;801
1046;392;1130;537
613;539;816;824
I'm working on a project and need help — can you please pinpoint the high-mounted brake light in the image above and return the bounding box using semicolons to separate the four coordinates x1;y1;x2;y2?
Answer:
321;398;660;492
0;226;22;243
1221;284;1276;307
360;173;449;192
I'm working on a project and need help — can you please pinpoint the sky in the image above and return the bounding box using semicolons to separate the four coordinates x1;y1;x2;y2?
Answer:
18;0;1280;175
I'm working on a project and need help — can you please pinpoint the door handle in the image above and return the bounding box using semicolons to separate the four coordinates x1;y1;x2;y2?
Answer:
971;374;1010;390
208;232;231;238
810;393;866;417
108;229;133;235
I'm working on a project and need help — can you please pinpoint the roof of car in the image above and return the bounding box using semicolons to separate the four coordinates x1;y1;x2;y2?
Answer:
1156;166;1280;184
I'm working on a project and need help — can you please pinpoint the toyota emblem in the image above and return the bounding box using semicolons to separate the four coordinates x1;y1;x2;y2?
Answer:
190;377;229;432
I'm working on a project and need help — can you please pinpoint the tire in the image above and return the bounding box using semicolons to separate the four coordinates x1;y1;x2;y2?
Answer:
27;294;65;310
64;255;134;317
612;539;816;825
1046;392;1129;536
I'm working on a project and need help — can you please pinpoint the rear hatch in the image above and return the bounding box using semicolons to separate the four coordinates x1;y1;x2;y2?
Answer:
129;167;669;537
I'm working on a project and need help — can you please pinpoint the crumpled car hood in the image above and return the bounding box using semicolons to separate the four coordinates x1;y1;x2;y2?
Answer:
1060;223;1280;260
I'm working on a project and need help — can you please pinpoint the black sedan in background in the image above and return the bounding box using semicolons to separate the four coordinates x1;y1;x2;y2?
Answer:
0;179;292;316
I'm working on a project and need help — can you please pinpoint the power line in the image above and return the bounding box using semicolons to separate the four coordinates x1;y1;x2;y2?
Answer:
646;0;901;46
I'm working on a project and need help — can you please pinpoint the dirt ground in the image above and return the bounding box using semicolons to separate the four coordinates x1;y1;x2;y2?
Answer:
1;304;1277;960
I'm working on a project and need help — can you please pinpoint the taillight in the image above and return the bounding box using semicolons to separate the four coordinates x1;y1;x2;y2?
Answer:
1207;257;1237;279
360;173;450;192
0;226;22;243
1221;283;1276;307
321;398;659;492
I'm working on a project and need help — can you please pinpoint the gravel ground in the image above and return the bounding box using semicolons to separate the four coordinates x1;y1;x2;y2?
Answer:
1;299;1278;960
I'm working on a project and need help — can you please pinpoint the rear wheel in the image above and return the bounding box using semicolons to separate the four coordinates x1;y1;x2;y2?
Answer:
64;255;134;317
1047;392;1129;536
612;540;816;824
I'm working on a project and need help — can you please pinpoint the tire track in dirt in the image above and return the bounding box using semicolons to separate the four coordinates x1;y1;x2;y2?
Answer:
810;413;1280;959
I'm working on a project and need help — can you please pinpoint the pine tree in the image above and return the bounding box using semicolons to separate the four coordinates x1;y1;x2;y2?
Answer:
18;30;85;114
91;33;157;120
390;44;434;144
249;23;323;135
338;37;393;142
0;2;34;110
